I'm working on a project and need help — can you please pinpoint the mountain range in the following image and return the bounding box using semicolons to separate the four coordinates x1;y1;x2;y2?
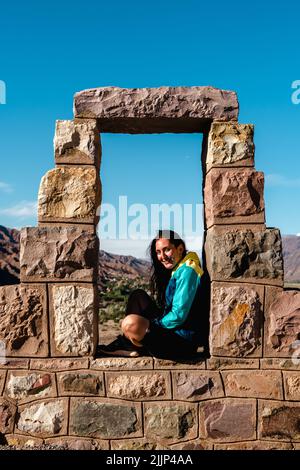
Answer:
0;225;299;285
0;225;150;286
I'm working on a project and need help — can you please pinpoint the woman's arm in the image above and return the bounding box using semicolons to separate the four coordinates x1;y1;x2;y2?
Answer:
155;266;201;329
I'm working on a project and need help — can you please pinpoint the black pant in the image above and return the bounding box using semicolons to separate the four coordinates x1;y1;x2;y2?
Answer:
125;289;197;360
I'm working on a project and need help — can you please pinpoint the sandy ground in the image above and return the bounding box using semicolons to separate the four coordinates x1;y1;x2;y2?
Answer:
98;320;122;345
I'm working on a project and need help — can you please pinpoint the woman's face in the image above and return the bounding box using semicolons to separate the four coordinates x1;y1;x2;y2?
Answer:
155;238;184;270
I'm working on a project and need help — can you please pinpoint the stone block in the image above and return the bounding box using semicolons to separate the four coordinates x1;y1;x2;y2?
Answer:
0;284;48;357
144;401;198;444
38;166;101;224
30;358;89;371
222;370;283;399
69;398;142;439
54;119;101;167
210;282;264;357
204;168;265;227
74;86;239;133
49;284;98;357
259;400;300;441
172;371;224;401
0;398;16;434
4;434;44;448
260;358;300;370
20;226;99;282
0;359;29;369
264;287;300;357
111;439;168;450
153;357;205;369
206;122;254;170
199;398;256;441
45;436;109;450
16;398;68;437
283;372;300;401
214;441;294;450
90;357;153;370
207;357;260;369
170;440;213;450
205;226;284;285
105;371;171;400
4;370;57;404
57;370;104;396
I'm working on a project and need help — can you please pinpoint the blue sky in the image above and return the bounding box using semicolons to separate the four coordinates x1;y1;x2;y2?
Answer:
0;0;299;258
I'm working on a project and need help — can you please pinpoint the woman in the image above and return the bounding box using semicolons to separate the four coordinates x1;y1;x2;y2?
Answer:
98;230;204;359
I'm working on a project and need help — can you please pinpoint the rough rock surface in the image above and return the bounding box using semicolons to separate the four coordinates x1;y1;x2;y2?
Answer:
17;399;67;436
38;167;101;223
57;371;104;395
106;372;170;400
0;284;48;356
20;227;99;282
45;436;109;450
90;357;153;370
210;283;263;357
222;371;283;399
206;122;254;169
0;225;20;285
172;371;224;401
207;357;260;369
200;399;256;441
215;441;294;450
0;398;16;433
74;86;239;133
265;289;300;357
29;358;89;371
69;398;141;438
283;372;300;400
54;119;101;166
111;438;168;450
50;285;97;356
259;401;300;440
204;168;265;226
144;402;197;443
205;227;284;284
5;371;55;402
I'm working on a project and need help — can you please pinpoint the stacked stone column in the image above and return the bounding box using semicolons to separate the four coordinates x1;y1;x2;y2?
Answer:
203;121;300;360
17;119;101;357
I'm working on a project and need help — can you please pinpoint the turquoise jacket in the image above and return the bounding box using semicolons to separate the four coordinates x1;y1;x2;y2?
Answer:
154;251;203;343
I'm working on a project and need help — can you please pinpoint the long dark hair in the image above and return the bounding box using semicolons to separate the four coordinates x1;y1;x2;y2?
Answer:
147;230;187;308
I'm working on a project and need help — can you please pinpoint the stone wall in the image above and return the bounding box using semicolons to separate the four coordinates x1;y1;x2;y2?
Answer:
0;86;299;450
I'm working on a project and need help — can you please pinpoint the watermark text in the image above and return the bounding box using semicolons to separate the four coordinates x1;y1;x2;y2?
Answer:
0;80;6;104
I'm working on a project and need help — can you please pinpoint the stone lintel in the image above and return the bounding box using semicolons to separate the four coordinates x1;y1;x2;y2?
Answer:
74;86;239;133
